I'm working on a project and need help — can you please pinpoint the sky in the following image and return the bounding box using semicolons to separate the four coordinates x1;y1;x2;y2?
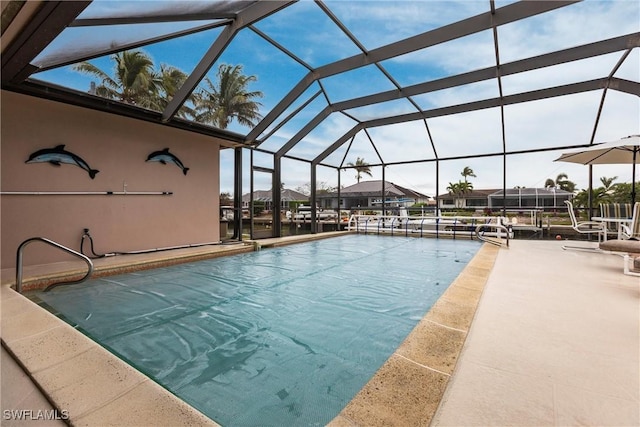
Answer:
32;0;640;198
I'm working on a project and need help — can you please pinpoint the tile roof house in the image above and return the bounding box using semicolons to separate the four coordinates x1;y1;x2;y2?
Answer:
242;188;309;211
318;180;431;210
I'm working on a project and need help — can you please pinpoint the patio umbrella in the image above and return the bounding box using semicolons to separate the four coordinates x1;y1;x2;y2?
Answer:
555;134;640;204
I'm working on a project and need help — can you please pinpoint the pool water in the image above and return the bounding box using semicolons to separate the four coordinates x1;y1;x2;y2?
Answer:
37;235;480;426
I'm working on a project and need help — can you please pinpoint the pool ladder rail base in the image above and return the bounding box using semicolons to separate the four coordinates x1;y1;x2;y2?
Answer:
475;223;511;248
15;237;94;294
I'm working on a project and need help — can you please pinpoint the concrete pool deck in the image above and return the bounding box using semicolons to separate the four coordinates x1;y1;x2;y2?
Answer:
1;235;639;426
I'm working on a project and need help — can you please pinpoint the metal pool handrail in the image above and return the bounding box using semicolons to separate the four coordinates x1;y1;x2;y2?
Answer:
16;237;94;293
475;223;510;248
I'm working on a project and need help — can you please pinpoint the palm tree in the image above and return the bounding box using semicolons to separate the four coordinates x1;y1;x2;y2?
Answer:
459;180;474;195
73;50;161;109
447;180;474;208
544;178;556;189
347;157;372;183
461;166;476;184
157;64;194;118
194;64;263;129
553;173;576;193
446;181;463;208
600;176;618;193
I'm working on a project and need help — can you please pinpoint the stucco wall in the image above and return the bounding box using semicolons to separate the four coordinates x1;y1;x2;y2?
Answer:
1;90;222;268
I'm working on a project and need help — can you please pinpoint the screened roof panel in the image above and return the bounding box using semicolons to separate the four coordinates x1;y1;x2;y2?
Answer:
34;26;224;116
365;122;436;164
591;91;640;142
412;79;501;112
319;64;398;103
251;1;362;69
428;108;504;158
254;134;290;155
613;49;640;81
497;1;639;64
503;92;603;152
344;98;420;122
32;21;225;70
76;1;256;21
256;83;324;141
326;1;487;51
287;113;357;160
258;92;329;152
378;30;496;87
334;131;384;169
500;52;625;96
321;138;352;168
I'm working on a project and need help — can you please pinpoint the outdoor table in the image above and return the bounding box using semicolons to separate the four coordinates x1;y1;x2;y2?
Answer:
591;216;632;241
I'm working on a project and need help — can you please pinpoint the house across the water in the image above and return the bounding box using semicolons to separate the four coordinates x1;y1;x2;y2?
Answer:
438;188;573;211
242;188;309;212
318;180;432;210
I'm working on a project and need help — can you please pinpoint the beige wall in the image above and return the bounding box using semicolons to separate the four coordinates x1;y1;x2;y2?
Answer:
1;90;222;268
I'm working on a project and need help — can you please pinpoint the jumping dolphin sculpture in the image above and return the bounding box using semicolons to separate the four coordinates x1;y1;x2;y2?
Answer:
146;148;189;175
26;145;99;179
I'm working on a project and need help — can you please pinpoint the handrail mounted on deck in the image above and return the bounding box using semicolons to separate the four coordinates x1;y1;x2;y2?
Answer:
16;237;94;293
475;223;510;248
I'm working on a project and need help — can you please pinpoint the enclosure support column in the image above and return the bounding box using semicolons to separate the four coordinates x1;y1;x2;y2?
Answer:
250;149;254;239
588;165;593;219
337;168;341;217
233;147;243;241
273;155;282;237
310;164;317;234
382;166;386;212
435;161;440;214
502;153;507;217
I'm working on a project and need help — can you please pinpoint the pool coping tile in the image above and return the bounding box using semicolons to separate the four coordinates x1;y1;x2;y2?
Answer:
335;353;450;426
74;378;219;427
32;346;147;419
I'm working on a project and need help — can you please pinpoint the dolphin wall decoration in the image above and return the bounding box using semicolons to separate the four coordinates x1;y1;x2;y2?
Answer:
26;145;99;179
146;148;189;175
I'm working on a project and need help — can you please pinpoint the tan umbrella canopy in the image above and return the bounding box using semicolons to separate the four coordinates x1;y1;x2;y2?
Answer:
555;135;640;204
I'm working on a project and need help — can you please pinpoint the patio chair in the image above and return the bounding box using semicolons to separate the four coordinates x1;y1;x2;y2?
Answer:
598;203;639;277
599;202;633;238
564;200;606;243
620;202;640;240
599;238;640;277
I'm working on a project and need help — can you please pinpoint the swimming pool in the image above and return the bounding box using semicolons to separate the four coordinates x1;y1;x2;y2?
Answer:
36;234;480;426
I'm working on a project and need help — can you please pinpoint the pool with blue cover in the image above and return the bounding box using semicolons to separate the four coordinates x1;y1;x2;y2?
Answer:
37;234;480;426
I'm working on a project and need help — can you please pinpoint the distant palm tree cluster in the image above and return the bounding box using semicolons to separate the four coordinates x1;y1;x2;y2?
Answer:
572;176;635;208
73;50;263;130
540;172;635;208
447;166;476;207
